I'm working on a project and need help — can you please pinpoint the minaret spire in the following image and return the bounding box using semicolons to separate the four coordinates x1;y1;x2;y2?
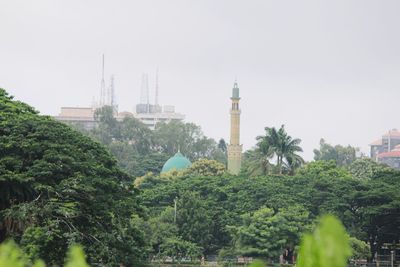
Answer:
227;80;242;175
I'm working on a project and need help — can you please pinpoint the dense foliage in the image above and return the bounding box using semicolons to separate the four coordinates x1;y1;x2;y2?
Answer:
0;241;89;267
313;138;359;166
2;88;400;265
242;125;304;176
78;106;227;177
139;160;400;261
0;89;147;266
297;216;352;267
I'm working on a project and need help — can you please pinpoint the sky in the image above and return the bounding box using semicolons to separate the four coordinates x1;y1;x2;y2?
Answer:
1;0;399;160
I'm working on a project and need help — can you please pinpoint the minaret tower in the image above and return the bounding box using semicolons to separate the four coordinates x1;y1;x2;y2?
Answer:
227;81;242;175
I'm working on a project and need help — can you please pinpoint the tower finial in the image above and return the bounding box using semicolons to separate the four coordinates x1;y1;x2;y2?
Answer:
232;79;240;99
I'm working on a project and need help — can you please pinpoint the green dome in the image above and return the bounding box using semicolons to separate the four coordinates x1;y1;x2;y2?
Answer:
161;152;191;173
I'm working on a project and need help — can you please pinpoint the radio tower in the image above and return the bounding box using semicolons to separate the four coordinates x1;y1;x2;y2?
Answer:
100;54;106;106
109;75;117;112
140;74;150;113
155;68;159;106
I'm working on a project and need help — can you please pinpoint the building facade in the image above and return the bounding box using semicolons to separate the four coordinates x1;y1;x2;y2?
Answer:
370;129;400;169
227;81;242;175
54;105;184;130
54;107;97;130
134;104;185;130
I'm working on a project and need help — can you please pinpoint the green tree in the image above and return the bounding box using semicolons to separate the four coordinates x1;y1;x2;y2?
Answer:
230;205;311;259
348;158;394;180
0;89;148;266
297;215;352;267
176;192;213;253
159;238;202;262
314;139;359;166
153;121;218;161
349;236;371;260
242;148;274;177
256;125;304;174
218;138;227;153
184;159;225;176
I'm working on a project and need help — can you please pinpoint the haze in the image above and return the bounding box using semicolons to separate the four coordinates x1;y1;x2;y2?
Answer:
1;0;399;160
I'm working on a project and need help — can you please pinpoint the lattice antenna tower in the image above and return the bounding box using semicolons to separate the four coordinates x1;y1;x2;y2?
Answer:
155;68;159;106
100;54;106;106
109;75;117;112
140;73;150;112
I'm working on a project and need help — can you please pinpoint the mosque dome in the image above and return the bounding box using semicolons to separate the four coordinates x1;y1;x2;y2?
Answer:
161;152;191;173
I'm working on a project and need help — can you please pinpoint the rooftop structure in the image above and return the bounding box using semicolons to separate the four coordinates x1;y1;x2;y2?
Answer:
54;58;184;130
161;152;191;173
54;107;97;130
370;129;400;169
133;71;184;129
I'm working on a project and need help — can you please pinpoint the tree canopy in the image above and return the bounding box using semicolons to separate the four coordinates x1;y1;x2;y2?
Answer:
313;138;359;166
0;89;147;266
79;106;227;177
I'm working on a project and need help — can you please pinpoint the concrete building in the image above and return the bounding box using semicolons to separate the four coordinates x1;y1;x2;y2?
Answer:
134;104;185;130
54;105;184;130
54;107;97;130
370;129;400;169
227;81;242;175
54;65;184;129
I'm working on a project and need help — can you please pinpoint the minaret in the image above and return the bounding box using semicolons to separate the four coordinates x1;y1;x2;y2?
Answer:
227;81;242;175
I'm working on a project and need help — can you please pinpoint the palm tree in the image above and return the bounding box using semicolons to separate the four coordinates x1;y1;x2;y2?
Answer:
242;149;273;176
257;125;304;175
284;153;305;175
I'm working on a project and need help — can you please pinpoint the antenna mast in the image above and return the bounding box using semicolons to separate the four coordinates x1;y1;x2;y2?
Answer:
109;75;117;111
100;54;106;106
155;68;159;106
140;73;150;113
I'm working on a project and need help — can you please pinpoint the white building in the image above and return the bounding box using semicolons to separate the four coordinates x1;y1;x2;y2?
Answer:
54;105;184;130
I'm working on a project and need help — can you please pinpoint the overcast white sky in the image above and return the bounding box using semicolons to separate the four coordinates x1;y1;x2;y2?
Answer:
1;0;399;160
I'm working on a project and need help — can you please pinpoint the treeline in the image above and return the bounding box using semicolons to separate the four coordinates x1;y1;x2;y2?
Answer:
137;159;400;261
0;90;147;266
80;106;227;177
1;89;399;266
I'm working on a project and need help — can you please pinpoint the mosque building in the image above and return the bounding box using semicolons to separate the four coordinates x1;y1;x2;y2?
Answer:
160;81;243;175
161;152;191;173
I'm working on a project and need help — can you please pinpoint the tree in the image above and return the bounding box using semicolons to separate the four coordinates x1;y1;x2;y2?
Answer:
218;138;227;153
159;238;202;262
153;121;218;161
0;89;148;266
0;240;90;267
313;139;359;166
297;216;352;267
349;237;371;260
176;192;213;253
184;159;225;176
256;125;304;174
92;105;119;144
241;149;273;176
229;205;311;259
348;158;395;180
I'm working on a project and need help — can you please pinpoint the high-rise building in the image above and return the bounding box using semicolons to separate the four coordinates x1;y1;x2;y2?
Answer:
370;129;400;169
227;81;242;175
